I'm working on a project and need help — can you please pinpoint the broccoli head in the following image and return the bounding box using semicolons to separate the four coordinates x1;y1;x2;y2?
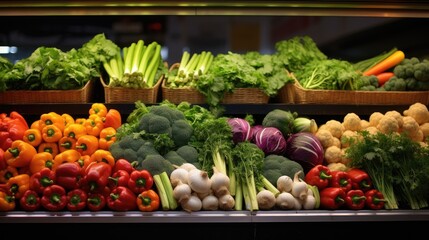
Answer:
139;112;172;135
163;151;187;166
413;59;429;82
171;119;193;147
357;75;379;90
110;134;146;162
383;76;406;91
137;104;193;148
139;154;175;176
262;154;304;186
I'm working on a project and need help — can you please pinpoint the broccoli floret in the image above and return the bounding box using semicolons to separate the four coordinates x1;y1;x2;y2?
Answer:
262;154;304;186
176;145;199;164
110;134;146;162
414;60;429;82
394;61;415;79
139;113;172;135
262;109;298;137
136;141;159;160
149;105;185;123
139;154;174;176
383;76;406;91
171;119;193;147
357;75;379;90
137;104;194;149
163;151;187;166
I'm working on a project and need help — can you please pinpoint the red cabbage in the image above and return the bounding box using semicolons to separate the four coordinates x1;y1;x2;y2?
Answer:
227;117;252;144
251;125;264;141
253;126;287;155
284;132;324;173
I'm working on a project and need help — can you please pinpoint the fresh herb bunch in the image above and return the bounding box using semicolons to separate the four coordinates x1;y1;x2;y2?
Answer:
345;131;429;210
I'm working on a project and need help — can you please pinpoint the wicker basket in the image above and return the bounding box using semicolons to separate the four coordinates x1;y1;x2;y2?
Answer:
0;79;94;104
161;63;205;104
222;87;270;104
277;79;429;105
101;75;162;103
163;63;270;104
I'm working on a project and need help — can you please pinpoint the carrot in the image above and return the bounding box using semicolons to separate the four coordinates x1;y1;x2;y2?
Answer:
376;72;395;86
363;50;405;76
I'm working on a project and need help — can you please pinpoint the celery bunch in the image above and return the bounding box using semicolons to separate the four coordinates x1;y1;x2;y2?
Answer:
166;50;213;88
103;40;166;88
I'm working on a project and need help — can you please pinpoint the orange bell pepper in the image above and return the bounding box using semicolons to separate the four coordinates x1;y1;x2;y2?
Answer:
61;113;75;127
0;190;15;211
41;124;63;143
5;140;37;168
52;149;81;171
75;135;99;156
74;118;86;125
58;136;77;152
84;114;104;137
103;108;122;130
89;149;115;167
5;173;30;199
0;166;18;184
89;103;108;118
23;128;43;147
136;189;160;212
39;112;66;132
63;123;87;139
98;127;116;150
38;142;59;158
30;120;41;130
29;152;54;175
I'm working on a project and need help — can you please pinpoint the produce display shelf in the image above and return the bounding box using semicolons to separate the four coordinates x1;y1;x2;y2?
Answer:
1;210;428;223
1;1;429;18
0;103;413;118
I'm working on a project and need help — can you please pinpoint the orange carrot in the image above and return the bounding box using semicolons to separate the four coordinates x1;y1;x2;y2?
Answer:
363;50;405;76
376;72;395;86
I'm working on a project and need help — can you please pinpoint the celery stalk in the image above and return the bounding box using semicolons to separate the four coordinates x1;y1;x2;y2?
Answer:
138;41;157;75
131;40;144;73
160;171;178;210
144;43;161;87
153;174;170;210
124;42;136;74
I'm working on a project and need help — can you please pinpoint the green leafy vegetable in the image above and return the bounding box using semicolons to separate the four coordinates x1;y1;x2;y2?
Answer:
345;131;429;209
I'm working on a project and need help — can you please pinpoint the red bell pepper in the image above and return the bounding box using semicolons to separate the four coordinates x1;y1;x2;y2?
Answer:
0;111;29;151
107;186;137;211
19;189;41;211
329;170;352;192
82;161;112;193
54;162;83;191
347;168;372;192
365;189;387;210
320;187;346;210
29;167;56;194
128;169;154;194
304;164;332;190
41;184;67;211
113;158;137;174
87;192;106;211
108;169;130;189
66;188;88;211
345;189;366;210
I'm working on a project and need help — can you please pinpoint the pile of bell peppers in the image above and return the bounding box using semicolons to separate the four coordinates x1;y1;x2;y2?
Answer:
305;164;386;210
0;103;160;212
